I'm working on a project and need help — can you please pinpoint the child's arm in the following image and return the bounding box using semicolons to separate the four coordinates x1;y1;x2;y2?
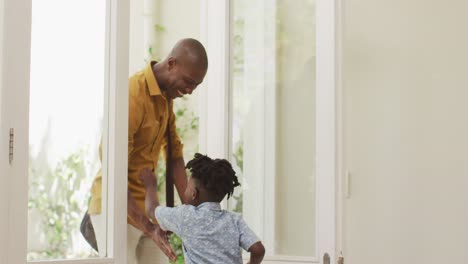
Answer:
139;168;159;221
140;168;184;235
247;241;265;264
238;216;265;264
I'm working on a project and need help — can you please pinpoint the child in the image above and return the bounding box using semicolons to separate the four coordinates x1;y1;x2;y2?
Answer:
139;153;265;264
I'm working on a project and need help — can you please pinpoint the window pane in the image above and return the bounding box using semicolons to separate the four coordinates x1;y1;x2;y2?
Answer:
230;0;316;256
28;0;107;260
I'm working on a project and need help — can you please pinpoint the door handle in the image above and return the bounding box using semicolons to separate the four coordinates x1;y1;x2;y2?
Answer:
323;252;345;264
338;251;344;264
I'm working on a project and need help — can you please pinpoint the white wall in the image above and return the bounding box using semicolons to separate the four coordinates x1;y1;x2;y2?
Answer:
343;1;468;263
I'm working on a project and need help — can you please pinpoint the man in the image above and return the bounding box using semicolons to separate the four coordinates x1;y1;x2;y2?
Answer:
87;38;208;264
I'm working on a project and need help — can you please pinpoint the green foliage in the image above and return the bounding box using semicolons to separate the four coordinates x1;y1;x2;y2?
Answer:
231;140;244;213
169;234;185;264
154;23;166;33
175;97;199;136
232;17;245;73
232;193;243;214
27;94;199;261
28;147;94;260
145;24;166;63
233;140;244;172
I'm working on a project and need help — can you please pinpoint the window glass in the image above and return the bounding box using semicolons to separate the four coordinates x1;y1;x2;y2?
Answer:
28;0;107;260
230;0;316;256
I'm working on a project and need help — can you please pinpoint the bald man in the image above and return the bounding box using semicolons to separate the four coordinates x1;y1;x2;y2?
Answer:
87;38;208;264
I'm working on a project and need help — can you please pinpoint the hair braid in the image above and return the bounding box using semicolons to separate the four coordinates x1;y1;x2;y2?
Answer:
186;153;240;201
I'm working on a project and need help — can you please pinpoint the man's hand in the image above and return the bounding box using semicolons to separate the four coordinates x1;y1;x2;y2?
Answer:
139;167;157;187
149;225;177;262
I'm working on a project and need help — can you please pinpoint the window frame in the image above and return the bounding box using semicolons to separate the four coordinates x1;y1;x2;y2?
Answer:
198;0;339;263
0;0;130;263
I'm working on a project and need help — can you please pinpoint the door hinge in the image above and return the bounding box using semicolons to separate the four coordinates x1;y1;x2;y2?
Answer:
9;128;14;164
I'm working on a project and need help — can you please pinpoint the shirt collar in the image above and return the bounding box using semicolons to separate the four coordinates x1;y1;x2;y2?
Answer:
144;61;163;97
197;202;222;211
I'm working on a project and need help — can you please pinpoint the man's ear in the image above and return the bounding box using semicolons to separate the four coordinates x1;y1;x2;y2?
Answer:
167;57;177;70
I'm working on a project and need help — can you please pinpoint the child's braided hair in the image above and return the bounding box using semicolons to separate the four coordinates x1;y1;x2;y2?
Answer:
186;153;240;201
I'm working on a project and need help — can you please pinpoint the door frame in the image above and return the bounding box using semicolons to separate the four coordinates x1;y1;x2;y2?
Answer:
1;0;33;262
0;0;130;263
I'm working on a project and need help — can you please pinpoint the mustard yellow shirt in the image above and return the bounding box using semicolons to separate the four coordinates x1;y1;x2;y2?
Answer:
89;62;184;228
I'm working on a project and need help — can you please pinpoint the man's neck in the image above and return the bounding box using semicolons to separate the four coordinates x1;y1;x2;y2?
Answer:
152;61;167;92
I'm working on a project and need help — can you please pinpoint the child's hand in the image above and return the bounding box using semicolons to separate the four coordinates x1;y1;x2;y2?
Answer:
139;168;157;187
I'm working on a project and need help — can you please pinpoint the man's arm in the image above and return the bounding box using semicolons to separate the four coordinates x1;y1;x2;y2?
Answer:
127;81;148;229
165;100;188;204
172;158;188;204
139;168;159;221
127;189;155;235
127;81;152;231
128;189;176;261
247;241;265;264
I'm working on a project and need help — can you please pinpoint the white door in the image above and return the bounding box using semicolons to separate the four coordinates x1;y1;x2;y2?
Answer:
0;0;129;263
199;0;339;263
342;0;468;263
